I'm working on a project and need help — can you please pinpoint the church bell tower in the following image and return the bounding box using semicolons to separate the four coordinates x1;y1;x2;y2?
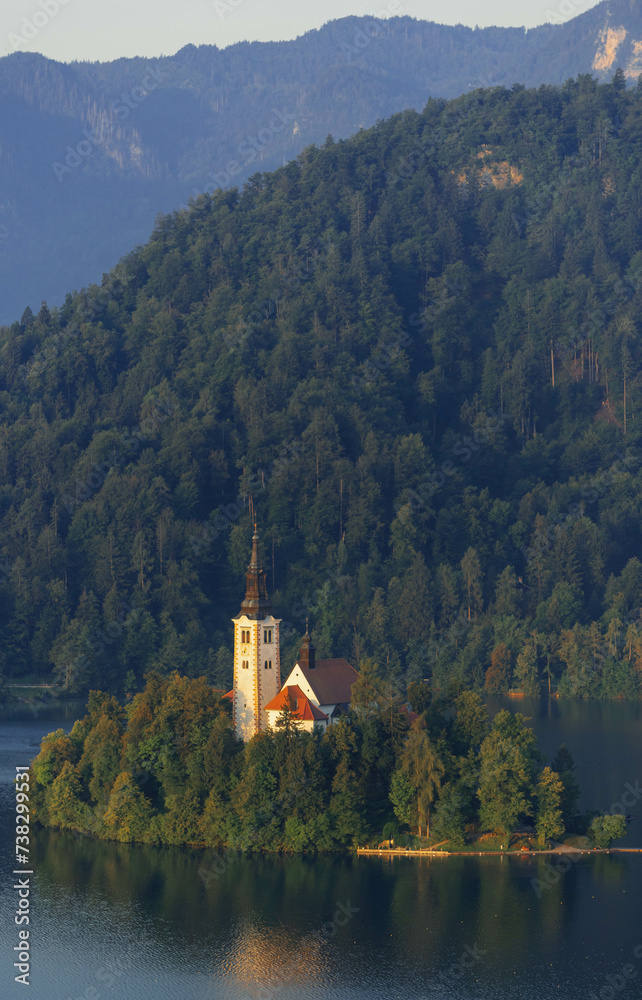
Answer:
232;526;281;740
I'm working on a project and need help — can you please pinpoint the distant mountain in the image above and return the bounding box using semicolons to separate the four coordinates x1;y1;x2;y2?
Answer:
1;0;642;324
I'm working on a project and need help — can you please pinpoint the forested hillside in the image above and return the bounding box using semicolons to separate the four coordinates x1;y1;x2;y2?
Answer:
2;0;642;323
3;74;642;700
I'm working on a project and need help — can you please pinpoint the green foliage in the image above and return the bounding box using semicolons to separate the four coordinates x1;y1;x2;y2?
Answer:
450;690;490;754
514;640;541;697
589;813;628;849
550;744;581;828
46;761;85;830
431;782;468;848
103;772;156;843
485;643;513;695
390;769;415;829
397;721;446;837
31;730;76;787
478;711;540;837
535;767;565;847
349;658;386;720
32;674;607;852
79;714;124;803
2;79;642;703
406;680;432;716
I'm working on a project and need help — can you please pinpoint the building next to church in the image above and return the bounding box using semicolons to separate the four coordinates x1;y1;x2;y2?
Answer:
265;625;358;734
230;529;359;741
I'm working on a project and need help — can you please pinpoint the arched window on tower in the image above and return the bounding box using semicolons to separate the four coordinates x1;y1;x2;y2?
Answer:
242;660;249;670
264;629;272;644
264;660;272;670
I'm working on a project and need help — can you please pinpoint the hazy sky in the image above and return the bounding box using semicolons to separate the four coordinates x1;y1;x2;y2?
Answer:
3;0;603;63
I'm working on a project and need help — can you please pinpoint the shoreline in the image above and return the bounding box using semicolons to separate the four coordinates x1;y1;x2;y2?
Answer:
356;846;641;857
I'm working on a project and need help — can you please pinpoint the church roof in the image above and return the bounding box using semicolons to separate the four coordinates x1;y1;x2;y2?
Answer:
297;658;359;706
265;685;329;722
399;704;420;725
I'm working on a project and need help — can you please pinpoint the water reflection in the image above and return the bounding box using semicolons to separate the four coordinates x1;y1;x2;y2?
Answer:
29;827;642;1000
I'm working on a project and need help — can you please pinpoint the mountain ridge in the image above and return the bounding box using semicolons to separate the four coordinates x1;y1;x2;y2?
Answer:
2;2;642;324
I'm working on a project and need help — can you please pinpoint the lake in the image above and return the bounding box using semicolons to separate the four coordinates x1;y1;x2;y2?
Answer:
1;696;640;999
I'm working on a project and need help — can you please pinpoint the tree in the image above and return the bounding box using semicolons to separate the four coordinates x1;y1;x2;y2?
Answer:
327;720;368;846
399;721;445;838
535;767;565;847
46;761;85;830
407;680;432;716
514;639;540;697
274;692;303;744
550;744;581;828
79;714;124;803
461;548;483;621
589;814;627;849
31;730;75;787
49;618;91;693
131;530;153;595
478;711;539;837
349;657;386;720
103;771;156;843
451;690;489;753
390;768;415;829
494;566;521;616
485;643;513;694
231;733;279;850
431;782;467;848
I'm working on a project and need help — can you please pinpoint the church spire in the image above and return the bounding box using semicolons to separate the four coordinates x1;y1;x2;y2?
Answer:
299;617;316;670
240;524;272;619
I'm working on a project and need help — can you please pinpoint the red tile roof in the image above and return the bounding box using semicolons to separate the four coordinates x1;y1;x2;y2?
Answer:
298;699;328;722
296;658;359;706
265;685;328;722
399;704;420;725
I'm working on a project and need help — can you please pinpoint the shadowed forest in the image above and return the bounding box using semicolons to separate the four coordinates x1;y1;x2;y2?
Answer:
3;75;642;701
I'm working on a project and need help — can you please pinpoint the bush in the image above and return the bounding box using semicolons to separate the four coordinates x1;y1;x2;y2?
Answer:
589;814;627;849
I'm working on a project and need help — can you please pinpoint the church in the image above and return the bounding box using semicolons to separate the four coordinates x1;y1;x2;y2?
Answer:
228;528;359;741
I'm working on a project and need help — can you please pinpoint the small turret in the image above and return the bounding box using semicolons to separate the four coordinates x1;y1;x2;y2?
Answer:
299;618;316;670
